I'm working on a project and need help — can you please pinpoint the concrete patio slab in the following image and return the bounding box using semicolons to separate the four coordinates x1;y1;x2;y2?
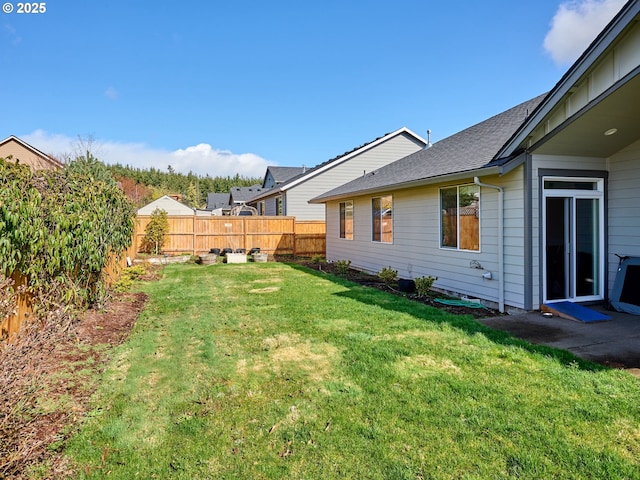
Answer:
479;305;640;373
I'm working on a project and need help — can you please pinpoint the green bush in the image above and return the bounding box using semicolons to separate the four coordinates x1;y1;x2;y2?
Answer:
141;208;169;254
415;275;438;297
113;265;147;293
335;259;352;275
377;266;398;285
0;155;135;314
311;254;326;264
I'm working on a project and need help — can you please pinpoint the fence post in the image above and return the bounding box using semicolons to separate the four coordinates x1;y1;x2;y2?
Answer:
293;217;297;257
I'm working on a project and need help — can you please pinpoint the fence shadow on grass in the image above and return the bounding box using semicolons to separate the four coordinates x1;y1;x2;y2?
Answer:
284;262;609;373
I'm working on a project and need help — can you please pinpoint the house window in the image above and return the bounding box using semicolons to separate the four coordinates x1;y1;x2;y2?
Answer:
258;201;265;215
440;185;480;251
372;195;393;243
276;196;283;216
339;201;353;240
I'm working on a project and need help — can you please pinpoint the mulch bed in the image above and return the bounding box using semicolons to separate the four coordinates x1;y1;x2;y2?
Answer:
0;291;148;479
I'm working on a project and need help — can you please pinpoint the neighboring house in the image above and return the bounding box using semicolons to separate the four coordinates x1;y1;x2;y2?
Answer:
262;166;306;189
255;166;305;214
206;192;231;216
311;0;640;313
0;135;63;171
137;195;195;216
230;185;264;208
249;127;428;220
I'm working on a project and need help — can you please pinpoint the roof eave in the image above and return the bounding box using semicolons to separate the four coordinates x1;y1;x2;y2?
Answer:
247;186;282;202
309;165;503;204
496;0;640;158
285;127;427;191
1;135;64;168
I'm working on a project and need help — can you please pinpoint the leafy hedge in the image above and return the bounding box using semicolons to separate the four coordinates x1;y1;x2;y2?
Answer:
0;156;136;315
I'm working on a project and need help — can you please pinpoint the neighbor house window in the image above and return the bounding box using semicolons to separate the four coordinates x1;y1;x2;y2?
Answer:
372;195;393;243
258;201;265;215
339;201;353;240
276;196;283;216
440;185;480;251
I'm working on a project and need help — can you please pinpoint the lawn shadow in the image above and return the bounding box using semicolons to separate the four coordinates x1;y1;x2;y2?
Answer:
284;262;609;373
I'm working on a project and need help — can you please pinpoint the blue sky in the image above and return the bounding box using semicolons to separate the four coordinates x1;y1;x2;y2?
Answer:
1;0;627;177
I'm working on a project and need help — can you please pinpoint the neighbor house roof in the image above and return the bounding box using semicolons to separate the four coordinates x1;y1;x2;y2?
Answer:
230;185;264;204
250;127;427;202
262;166;306;186
0;135;64;170
137;195;195;216
310;94;547;203
206;192;231;211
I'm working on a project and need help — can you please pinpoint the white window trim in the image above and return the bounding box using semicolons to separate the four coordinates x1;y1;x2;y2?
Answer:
371;195;393;244
439;184;481;252
339;200;354;240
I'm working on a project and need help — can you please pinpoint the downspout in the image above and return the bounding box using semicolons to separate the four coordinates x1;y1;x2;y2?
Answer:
474;177;505;313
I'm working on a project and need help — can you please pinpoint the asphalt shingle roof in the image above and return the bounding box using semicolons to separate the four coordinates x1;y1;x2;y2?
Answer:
230;185;264;203
206;193;230;210
311;94;547;202
266;166;306;184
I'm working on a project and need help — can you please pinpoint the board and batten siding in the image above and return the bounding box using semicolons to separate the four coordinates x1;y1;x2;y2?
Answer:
286;133;425;221
326;169;529;310
527;22;640;148
607;138;640;294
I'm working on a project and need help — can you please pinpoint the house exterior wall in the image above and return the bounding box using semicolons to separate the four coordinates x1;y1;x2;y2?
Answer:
0;139;60;171
325;170;529;310
607;138;640;294
264;171;277;189
324;145;640;312
257;194;280;216
287;133;425;221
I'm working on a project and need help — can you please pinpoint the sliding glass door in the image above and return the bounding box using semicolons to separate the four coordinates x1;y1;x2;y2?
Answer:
543;178;604;303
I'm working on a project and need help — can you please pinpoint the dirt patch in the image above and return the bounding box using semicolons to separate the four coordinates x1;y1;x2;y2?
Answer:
480;317;568;343
0;291;148;479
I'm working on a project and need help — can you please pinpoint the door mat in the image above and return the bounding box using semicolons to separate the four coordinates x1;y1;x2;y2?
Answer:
541;301;611;323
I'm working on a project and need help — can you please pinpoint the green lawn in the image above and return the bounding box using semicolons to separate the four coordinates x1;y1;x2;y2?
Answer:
65;262;640;479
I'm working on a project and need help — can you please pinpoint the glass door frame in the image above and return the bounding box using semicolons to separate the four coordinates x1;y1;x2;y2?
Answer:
542;176;605;304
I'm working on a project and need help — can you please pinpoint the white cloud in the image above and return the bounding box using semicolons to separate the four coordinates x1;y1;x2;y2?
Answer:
543;0;626;66
3;24;22;45
104;87;119;100
20;130;270;178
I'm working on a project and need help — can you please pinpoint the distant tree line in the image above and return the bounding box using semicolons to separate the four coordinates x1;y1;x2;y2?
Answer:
106;164;262;209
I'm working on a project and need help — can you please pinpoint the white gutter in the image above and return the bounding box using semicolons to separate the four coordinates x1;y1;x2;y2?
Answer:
474;177;505;313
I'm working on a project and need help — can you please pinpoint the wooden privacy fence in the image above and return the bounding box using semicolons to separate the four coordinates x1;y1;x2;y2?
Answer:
133;215;326;257
3;217;324;340
1;272;30;342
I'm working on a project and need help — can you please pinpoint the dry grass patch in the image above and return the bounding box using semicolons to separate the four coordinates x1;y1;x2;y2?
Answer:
235;334;339;385
395;354;461;378
249;286;280;294
270;340;338;383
